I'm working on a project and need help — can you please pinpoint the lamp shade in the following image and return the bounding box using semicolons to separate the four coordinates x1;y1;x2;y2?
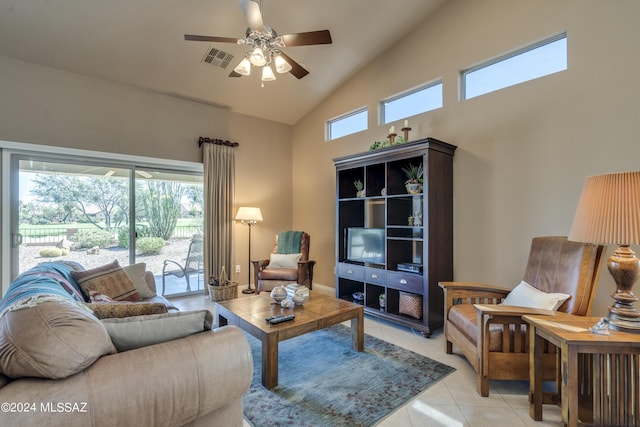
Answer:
249;47;267;67
234;58;251;76
568;171;640;245
235;207;263;223
274;53;292;73
261;65;276;82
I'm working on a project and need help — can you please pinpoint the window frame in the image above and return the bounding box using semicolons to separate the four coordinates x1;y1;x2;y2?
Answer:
461;32;568;100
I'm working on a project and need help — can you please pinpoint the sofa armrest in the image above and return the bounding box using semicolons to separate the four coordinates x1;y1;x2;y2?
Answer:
0;326;253;427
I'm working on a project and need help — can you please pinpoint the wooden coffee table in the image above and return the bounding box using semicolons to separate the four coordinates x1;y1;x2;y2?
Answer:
216;292;364;389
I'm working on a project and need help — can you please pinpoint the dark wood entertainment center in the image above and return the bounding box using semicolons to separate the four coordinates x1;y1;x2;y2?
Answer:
333;138;456;337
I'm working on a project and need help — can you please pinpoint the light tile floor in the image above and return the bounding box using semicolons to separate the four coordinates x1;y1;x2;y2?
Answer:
170;287;563;427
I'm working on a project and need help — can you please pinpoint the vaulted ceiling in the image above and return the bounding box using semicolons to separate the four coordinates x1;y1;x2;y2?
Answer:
0;0;447;125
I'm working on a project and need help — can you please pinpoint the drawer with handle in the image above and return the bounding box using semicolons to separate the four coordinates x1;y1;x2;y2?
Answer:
386;271;423;294
364;268;386;285
337;263;364;281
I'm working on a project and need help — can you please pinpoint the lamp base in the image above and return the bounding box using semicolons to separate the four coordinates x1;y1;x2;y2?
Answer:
242;287;255;294
607;245;640;334
608;312;640;333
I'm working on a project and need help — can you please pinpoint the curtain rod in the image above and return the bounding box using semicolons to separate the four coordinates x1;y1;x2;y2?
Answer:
198;137;239;148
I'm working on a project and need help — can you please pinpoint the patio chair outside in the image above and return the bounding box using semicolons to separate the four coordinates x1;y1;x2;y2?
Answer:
162;237;203;295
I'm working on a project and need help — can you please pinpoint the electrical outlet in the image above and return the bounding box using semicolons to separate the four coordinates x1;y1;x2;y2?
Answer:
235;264;241;273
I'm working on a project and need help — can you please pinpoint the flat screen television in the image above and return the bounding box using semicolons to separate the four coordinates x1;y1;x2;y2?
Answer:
345;227;385;264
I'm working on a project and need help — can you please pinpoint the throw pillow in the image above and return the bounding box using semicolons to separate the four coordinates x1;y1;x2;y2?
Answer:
268;253;302;269
122;263;156;299
501;280;571;311
85;302;168;319
87;289;115;303
72;260;142;302
101;310;213;352
0;300;116;379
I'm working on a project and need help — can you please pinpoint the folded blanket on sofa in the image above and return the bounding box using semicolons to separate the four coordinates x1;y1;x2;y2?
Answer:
0;262;84;318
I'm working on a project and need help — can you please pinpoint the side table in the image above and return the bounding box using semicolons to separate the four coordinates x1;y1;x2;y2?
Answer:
524;314;640;427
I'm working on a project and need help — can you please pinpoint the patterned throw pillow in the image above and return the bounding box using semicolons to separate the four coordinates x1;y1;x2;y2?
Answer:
72;260;141;302
87;290;115;303
85;302;168;319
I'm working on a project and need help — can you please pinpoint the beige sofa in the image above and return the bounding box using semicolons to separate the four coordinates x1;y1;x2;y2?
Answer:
0;261;253;427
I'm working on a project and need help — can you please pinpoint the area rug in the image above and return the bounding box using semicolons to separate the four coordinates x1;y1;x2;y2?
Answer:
242;324;455;427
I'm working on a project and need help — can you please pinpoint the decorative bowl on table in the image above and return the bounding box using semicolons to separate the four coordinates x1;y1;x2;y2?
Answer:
270;286;287;303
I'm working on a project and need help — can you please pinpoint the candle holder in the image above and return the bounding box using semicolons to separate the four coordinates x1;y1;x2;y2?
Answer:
388;133;397;145
401;127;412;142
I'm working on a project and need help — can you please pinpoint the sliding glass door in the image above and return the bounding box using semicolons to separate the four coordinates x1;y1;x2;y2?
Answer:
11;155;203;297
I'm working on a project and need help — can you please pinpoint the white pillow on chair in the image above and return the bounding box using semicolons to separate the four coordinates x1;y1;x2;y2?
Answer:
268;253;302;269
501;280;570;311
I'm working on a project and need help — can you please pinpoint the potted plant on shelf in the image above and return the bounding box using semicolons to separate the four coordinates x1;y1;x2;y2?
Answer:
402;163;423;194
353;179;365;198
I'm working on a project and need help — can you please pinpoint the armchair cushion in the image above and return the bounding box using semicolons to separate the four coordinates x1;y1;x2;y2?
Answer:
259;268;298;281
501;280;570;311
448;304;524;352
268;253;302;269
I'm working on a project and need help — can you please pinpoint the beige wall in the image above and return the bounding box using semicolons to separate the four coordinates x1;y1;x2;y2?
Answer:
2;0;639;316
292;0;640;316
0;56;292;288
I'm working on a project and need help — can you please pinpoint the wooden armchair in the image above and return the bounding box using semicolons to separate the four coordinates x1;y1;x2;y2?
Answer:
252;231;316;294
439;236;604;396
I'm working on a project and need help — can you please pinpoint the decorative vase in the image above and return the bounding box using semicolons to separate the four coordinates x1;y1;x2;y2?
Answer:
356;190;365;198
405;183;422;194
270;286;287;303
280;299;293;308
292;290;306;305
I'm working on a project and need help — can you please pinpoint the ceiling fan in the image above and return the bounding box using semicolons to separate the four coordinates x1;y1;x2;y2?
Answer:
184;0;332;83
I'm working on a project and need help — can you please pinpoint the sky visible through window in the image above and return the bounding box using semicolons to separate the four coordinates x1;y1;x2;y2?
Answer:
328;108;368;140
383;83;443;124
463;35;567;99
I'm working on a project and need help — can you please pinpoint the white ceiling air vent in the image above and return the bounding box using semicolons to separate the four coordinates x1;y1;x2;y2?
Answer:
201;47;234;69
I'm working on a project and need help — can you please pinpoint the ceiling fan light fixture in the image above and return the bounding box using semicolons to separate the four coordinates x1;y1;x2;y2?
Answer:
261;64;276;82
274;53;292;73
249;46;267;66
234;57;252;75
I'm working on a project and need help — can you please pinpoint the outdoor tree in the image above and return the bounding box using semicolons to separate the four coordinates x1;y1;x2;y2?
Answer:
30;174;128;230
138;181;184;240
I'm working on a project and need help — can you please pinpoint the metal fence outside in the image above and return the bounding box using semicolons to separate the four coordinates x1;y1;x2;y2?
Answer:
19;225;203;246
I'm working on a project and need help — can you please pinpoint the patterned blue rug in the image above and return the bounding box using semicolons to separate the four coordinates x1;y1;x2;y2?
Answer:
242;324;455;426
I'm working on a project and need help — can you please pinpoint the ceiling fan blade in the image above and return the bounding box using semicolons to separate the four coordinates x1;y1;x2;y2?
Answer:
280;30;332;47
229;70;243;78
238;0;264;32
184;34;239;43
278;51;309;79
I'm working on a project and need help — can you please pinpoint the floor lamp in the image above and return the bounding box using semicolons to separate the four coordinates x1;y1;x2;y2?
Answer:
235;207;263;294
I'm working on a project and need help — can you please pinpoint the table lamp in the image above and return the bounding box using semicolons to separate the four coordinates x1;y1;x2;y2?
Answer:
235;207;263;294
568;171;640;333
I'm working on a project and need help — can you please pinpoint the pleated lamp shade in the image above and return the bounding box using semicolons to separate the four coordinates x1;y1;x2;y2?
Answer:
569;171;640;245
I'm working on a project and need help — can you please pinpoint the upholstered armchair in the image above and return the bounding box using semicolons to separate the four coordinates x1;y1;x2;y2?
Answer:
252;231;316;294
439;236;604;397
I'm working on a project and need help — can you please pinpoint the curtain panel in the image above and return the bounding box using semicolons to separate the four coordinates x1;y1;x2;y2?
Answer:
202;143;236;293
